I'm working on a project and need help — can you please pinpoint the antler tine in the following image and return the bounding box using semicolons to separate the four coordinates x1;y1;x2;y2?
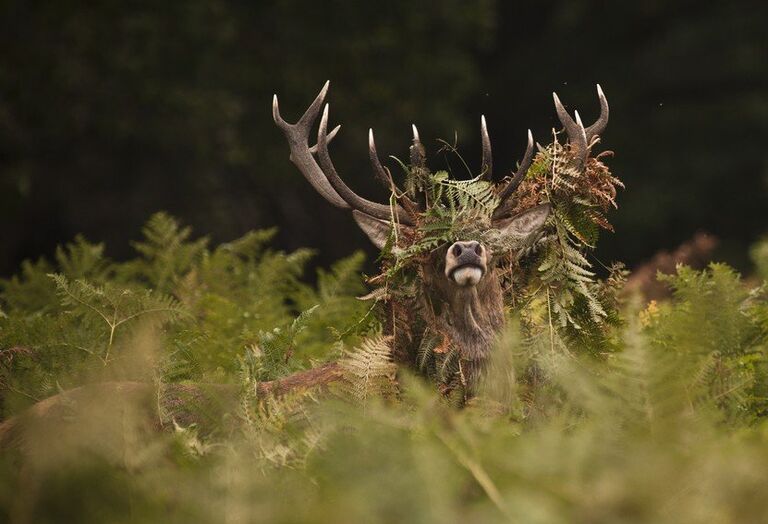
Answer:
272;80;329;131
480;115;492;180
309;124;340;154
272;82;348;208
574;110;587;168
553;91;587;169
369;129;420;213
584;84;609;142
368;129;391;187
410;124;426;168
493;130;534;217
316;104;414;225
272;80;328;132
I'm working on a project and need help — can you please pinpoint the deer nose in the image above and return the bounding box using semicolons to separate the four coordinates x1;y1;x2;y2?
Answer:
451;241;483;258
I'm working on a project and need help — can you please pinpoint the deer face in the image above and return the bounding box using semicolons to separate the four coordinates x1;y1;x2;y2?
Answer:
440;203;552;288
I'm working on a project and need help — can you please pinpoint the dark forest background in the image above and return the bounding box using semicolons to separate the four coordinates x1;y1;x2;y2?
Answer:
1;0;766;277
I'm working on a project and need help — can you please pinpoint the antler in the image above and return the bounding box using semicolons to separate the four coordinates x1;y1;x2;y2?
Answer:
553;92;588;170
409;124;426;169
585;84;609;142
369;127;420;214
480;115;492;180
273;82;413;225
492;129;535;219
496;129;535;202
492;85;609;219
552;84;610;169
476;113;535;216
274;82;608;226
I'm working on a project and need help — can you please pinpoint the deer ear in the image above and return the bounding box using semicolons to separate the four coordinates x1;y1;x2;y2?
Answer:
494;203;551;240
352;210;408;250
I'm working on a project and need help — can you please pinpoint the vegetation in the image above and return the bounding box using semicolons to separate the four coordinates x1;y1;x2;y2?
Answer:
1;211;768;523
368;129;622;398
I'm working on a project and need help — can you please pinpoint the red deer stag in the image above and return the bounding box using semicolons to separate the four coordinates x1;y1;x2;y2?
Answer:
0;82;613;447
272;81;609;398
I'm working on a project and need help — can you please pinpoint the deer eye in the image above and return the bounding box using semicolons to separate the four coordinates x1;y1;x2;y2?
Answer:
453;245;462;257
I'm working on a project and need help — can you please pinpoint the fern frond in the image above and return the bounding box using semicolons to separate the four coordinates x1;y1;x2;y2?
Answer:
126;212;209;292
55;235;110;280
339;335;397;404
49;273;188;362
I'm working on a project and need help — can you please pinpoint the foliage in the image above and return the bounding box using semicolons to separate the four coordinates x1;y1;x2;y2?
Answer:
382;167;503;278
337;335;398;405
0;213;373;416
2;214;768;523
648;264;768;420
381;131;623;358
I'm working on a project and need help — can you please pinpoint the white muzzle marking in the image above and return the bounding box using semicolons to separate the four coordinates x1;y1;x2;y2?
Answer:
452;266;483;286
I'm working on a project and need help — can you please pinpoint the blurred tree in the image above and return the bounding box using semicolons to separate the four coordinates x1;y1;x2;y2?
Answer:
0;0;766;276
0;0;493;275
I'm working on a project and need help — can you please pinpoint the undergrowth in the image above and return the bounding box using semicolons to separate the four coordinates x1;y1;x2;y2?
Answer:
1;215;768;523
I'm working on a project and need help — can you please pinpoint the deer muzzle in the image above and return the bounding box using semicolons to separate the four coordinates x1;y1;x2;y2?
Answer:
445;241;488;287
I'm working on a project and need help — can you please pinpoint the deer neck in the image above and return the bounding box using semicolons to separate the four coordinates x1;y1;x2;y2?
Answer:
440;268;505;362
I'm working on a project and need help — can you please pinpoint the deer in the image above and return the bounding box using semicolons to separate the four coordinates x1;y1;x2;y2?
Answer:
0;81;610;446
272;81;609;398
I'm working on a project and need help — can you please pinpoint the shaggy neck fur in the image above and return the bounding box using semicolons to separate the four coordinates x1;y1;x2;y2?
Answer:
441;269;505;357
419;264;506;388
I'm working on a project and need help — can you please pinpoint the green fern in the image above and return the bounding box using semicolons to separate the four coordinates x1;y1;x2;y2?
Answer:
241;305;320;382
0;236;110;313
0;258;58;313
3;211;768;523
55;235;110;281
124;212;208;292
238;384;322;470
338;335;397;404
50;273;188;363
648;264;766;420
430;171;499;219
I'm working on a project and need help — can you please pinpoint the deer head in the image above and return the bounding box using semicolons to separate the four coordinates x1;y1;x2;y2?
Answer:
273;82;609;397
